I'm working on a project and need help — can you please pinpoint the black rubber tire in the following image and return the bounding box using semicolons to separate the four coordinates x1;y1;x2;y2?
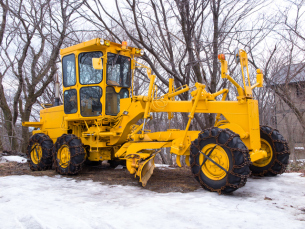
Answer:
250;125;290;176
26;133;53;171
190;127;251;194
53;134;86;175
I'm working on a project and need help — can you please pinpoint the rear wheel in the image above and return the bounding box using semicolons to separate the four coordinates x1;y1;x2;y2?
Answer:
53;134;86;175
27;133;53;171
250;125;290;176
190;127;251;194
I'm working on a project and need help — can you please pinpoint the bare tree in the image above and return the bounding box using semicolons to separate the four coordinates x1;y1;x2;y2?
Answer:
244;0;305;158
0;0;83;151
81;0;269;130
0;0;7;45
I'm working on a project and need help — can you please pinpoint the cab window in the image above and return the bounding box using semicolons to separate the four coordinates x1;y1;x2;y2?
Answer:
106;53;131;87
80;86;102;117
64;89;77;114
106;87;129;115
79;51;103;85
62;54;76;87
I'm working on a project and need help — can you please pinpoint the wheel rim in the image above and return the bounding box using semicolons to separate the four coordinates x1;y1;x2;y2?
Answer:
253;139;273;167
199;144;229;181
31;143;42;164
57;145;70;168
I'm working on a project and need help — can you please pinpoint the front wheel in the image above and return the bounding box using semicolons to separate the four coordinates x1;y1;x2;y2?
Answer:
250;126;290;176
190;127;251;194
53;134;86;175
27;133;53;171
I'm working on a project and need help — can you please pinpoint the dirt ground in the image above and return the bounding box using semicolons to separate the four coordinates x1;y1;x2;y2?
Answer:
0;159;201;193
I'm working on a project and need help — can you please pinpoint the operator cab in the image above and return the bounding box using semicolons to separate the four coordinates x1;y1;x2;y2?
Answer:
105;53;131;115
60;38;143;119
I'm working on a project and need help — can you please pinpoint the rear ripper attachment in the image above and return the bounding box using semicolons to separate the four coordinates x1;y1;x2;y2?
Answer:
23;39;290;194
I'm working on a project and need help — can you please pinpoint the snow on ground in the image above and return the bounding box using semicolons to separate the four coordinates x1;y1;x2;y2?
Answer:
155;164;175;169
0;174;304;229
290;159;305;165
0;156;27;164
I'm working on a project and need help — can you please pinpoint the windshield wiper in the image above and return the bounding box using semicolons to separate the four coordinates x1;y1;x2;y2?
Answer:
112;52;120;68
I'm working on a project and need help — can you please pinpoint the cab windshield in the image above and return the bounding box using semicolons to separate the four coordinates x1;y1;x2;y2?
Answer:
106;53;131;87
79;51;103;84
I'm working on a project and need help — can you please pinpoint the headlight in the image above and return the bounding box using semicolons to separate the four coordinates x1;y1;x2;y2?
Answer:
135;49;140;54
140;49;144;55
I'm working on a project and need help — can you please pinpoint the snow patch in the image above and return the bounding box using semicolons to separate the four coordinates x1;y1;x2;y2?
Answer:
290;159;305;165
0;156;27;164
155;164;175;169
0;174;304;228
114;165;124;169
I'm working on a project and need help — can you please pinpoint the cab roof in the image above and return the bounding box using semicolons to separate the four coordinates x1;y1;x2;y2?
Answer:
60;38;143;57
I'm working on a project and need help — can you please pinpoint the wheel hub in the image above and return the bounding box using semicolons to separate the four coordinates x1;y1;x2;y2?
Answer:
31;143;42;164
252;139;273;167
57;145;70;168
199;144;229;180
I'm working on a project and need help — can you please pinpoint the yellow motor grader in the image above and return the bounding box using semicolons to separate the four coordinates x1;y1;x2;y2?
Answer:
23;38;290;194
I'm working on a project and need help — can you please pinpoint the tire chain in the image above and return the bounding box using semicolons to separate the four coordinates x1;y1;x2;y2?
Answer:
254;125;290;176
53;134;86;175
26;134;53;171
191;127;252;194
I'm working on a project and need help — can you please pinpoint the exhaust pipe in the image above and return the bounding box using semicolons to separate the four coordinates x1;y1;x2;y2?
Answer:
54;73;60;106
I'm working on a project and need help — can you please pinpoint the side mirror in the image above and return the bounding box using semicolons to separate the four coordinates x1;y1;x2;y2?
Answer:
234;48;240;64
92;58;103;70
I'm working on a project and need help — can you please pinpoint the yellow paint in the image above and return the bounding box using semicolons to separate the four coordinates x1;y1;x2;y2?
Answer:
92;58;103;70
199;144;229;181
87;148;112;161
57;145;70;168
218;123;249;139
137;156;155;186
185;155;190;166
31;143;42;164
23;122;43;128
252;139;273;167
250;149;268;163
22;39;268;185
176;155;182;167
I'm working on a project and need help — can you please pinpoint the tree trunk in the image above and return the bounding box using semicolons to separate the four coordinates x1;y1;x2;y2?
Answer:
160;149;167;164
166;147;173;165
2;110;17;151
20;101;33;153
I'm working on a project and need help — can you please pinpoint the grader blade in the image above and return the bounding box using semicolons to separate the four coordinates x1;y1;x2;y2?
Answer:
138;156;156;187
